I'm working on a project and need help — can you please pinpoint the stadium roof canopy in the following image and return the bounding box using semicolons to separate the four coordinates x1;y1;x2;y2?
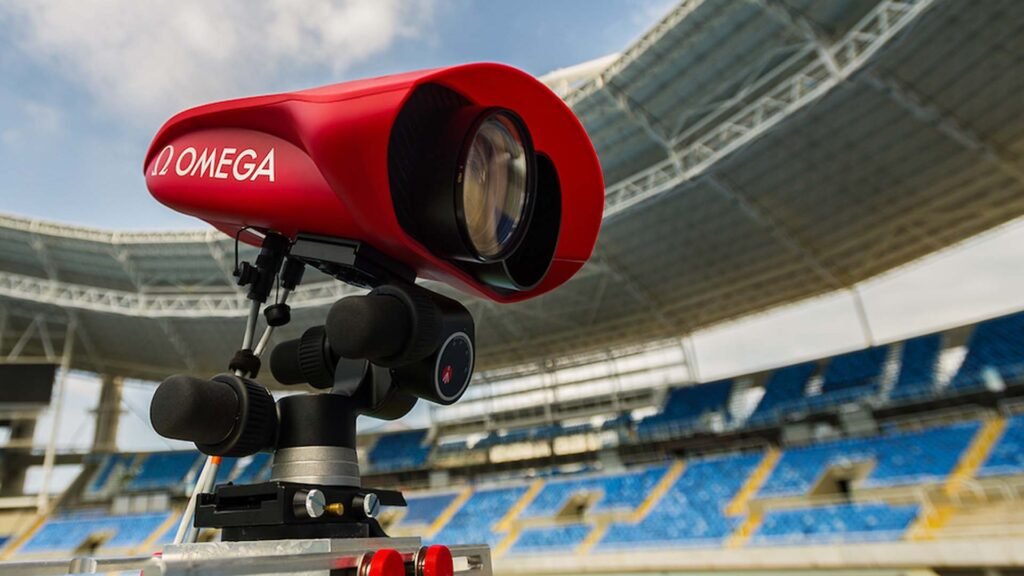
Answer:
1;0;1023;385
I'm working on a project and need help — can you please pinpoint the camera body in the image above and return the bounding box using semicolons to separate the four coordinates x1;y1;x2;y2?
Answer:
144;63;603;302
144;64;603;549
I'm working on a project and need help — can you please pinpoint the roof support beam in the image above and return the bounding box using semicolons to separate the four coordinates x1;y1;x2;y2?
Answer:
566;0;707;107
66;311;107;374
862;73;1024;187
587;251;698;379
705;175;878;347
112;246;147;292
35;317;56;360
28;231;59;281
603;0;937;220
752;0;842;78
704;175;845;290
155;317;197;372
7;315;42;361
602;82;682;167
0;270;355;318
205;232;243;287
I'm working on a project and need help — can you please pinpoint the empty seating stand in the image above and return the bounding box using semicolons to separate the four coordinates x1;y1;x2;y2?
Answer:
85;453;133;494
369;430;431;472
510;524;591;555
637;379;733;439
429;486;527;548
400;492;459;526
951;312;1024;391
759;422;980;497
599;453;761;549
125;452;199;492
890;334;941;401
522;465;667;519
817;345;888;404
748;362;816;425
752;502;918;545
20;511;171;555
980;414;1024;477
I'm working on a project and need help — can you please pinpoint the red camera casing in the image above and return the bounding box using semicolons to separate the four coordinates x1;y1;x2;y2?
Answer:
144;63;604;303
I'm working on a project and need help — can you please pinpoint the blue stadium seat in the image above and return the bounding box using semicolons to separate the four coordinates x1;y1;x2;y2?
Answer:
400;492;458;526
522;465;667;518
429;486;527;548
821;346;888;394
369;430;431;472
890;334;941;401
21;512;171;553
748;362;817;425
980;414;1024;477
752;502;918;545
599;453;761;549
125;452;200;492
510;524;591;554
86;453;133;494
759;422;980;497
950;312;1024;391
636;380;732;439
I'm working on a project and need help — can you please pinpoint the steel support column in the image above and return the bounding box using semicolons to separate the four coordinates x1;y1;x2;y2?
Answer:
91;375;123;454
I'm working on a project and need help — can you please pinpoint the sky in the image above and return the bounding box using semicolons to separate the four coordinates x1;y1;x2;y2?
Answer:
2;1;1024;493
0;0;673;228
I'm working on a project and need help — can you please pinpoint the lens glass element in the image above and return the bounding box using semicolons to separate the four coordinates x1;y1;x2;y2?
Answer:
461;112;529;260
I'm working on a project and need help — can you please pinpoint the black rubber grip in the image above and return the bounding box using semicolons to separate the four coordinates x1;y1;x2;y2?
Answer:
150;375;239;445
326;293;411;362
270;338;305;385
270;326;335;389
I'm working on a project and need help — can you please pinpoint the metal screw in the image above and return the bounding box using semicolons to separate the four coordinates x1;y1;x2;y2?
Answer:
362;492;380;519
293;489;326;519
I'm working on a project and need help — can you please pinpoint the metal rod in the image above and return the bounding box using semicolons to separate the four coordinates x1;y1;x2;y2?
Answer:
37;319;76;512
241;300;261;351
185;456;220;544
174;456;216;544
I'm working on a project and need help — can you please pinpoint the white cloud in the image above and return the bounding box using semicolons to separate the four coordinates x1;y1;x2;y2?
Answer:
0;0;434;122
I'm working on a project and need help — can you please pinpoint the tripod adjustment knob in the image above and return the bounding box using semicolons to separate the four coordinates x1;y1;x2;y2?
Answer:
150;373;278;457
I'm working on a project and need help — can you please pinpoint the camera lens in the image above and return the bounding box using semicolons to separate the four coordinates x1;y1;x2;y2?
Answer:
459;111;531;261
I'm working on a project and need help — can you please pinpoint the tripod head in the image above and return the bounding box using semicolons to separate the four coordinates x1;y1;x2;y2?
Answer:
148;234;475;540
151;232;474;458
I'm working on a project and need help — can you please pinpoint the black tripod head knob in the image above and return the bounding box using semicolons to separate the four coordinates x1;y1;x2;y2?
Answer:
151;373;277;457
325;283;441;367
270;326;336;389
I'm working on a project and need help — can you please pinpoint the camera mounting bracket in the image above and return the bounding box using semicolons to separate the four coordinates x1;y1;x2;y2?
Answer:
289;233;415;289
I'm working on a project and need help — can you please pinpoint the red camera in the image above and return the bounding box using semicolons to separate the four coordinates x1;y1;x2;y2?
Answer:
143;63;603;302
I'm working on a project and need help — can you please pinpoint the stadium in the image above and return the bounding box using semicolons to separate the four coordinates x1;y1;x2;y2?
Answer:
1;0;1024;574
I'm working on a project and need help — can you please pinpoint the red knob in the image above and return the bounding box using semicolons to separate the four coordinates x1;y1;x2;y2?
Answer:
422;545;454;576
368;548;405;576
